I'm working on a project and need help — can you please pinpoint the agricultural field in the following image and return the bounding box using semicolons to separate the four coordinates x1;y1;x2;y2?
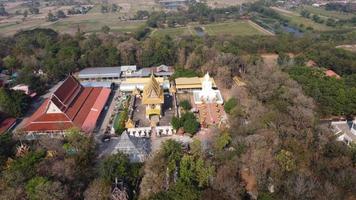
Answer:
46;14;145;34
151;20;270;38
271;7;335;31
297;5;356;20
0;0;156;35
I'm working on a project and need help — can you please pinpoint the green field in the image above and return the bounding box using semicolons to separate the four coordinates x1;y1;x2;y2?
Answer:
298;6;356;20
272;7;335;31
151;21;270;38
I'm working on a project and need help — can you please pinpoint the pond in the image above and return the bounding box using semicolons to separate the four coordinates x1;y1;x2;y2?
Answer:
280;24;304;37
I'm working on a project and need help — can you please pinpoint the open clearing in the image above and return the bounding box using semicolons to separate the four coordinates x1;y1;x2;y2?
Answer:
271;7;335;31
151;20;270;38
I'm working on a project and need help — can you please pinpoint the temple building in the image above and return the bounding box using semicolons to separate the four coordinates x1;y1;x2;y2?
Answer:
142;74;164;119
193;73;223;104
21;76;111;135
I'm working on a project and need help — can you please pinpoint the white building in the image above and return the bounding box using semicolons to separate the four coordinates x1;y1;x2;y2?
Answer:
331;120;356;145
193;73;223;104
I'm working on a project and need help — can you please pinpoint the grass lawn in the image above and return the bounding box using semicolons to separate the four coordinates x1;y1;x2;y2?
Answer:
151;21;269;38
272;8;334;31
299;6;356;20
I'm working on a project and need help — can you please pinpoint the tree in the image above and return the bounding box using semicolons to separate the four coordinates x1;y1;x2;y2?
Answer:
99;153;130;182
56;10;66;19
23;10;28;18
3;151;46;186
111;4;118;12
2;55;19;72
0;132;16;169
213;132;231;151
46;12;57;22
224;98;237;114
63;128;95;175
171;116;182;130
179;100;192;111
84;178;111;200
0;88;30;117
276;150;296;172
29;7;39;14
183;119;200;134
25;177;67;200
172;112;200;134
101;25;110;34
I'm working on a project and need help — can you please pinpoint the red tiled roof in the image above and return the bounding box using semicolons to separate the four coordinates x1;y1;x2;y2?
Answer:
0;117;16;134
53;76;82;109
21;76;111;133
325;70;341;79
81;88;111;132
72;87;102;127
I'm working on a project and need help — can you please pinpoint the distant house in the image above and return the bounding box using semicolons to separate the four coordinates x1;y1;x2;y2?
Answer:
325;69;341;79
11;84;37;98
152;65;174;77
158;0;189;10
331;120;356;145
312;3;320;7
21;76;111;135
78;67;122;81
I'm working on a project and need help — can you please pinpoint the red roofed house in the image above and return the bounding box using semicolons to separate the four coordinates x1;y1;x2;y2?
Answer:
21;76;111;135
0;112;16;135
325;69;341;79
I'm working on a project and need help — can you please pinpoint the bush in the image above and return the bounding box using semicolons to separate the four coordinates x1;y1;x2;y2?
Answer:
183;119;200;134
171;116;182;130
171;112;200;134
213;132;232;151
224;98;237;114
114;108;128;135
179;100;192;111
172;68;199;79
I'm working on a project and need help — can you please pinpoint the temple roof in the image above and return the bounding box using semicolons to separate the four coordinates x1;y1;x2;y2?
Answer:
21;76;111;133
142;74;164;104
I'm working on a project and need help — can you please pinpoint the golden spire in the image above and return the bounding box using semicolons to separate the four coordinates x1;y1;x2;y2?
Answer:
142;73;164;104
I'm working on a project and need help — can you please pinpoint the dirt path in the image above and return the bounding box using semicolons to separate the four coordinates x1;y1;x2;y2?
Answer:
271;7;299;16
247;20;275;36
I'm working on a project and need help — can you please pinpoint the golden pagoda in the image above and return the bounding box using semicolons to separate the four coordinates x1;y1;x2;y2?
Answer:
142;74;164;119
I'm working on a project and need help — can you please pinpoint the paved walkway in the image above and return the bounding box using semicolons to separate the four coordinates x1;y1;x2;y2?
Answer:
95;89;120;142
